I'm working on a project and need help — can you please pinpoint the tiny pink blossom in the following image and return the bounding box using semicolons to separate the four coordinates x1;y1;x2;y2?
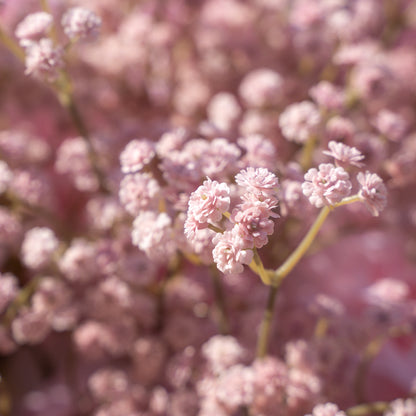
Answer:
372;109;407;142
0;161;12;194
212;228;253;274
357;171;387;216
61;7;101;40
15;12;53;45
239;68;283;108
186;178;230;226
235;167;279;202
309;81;345;111
231;200;278;249
131;211;176;261
24;38;63;81
119;139;156;174
279;101;321;144
306;403;347;416
21;227;59;270
385;399;416;416
323;140;365;168
119;172;161;216
302;163;352;208
325;116;356;141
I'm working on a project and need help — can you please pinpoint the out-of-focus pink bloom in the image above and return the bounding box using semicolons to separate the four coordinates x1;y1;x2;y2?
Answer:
325;116;356;141
309;81;345;111
61;7;101;40
0;160;12;193
372;109;408;142
21;227;59;270
215;364;254;412
279;101;321;144
24;38;63;81
202;335;246;375
385;399;416;416
11;308;50;345
323;140;365;168
131;211;176;261
0;273;18;314
119;139;155;174
212;228;253;274
119;172;161;216
207;92;241;132
237;134;277;171
88;368;129;403
306;403;347;416
15;12;53;45
239;68;283;108
302;163;352;208
357;171;387;216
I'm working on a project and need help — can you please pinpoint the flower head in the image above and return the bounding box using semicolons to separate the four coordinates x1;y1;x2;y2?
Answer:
212;229;253;274
119;139;155;174
323;140;364;168
279;101;321;143
15;12;53;46
235;167;278;202
186;178;230;226
302;163;352;207
357;171;387;216
61;7;101;40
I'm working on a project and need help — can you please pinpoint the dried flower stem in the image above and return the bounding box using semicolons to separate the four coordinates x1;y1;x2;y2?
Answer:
0;26;25;61
256;195;362;358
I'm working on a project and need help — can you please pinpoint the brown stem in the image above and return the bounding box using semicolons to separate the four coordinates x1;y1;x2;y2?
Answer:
256;284;278;358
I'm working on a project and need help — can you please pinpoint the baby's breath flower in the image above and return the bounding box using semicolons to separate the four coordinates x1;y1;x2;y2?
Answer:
357;171;387;216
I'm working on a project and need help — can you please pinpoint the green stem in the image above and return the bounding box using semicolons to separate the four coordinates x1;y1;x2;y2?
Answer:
250;248;271;285
273;206;331;283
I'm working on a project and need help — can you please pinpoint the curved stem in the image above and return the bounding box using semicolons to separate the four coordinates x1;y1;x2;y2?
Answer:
273;206;331;283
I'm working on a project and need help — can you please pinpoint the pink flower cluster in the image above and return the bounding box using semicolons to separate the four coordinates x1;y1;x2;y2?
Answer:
0;1;415;415
185;167;279;274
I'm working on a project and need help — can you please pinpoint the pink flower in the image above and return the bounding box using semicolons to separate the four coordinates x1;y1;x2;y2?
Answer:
231;200;278;249
131;211;176;261
235;167;279;202
0;273;18;314
385;399;416;416
207;92;241;132
61;7;101;40
309;81;345;111
372;109;407;142
21;227;59;270
302;163;352;207
186;178;230;226
357;171;387;216
15;12;53;45
212;229;253;274
0;161;12;194
325;116;356;141
279;101;321;144
306;403;347;416
239;68;283;108
119;172;161;216
24;38;63;81
119;139;156;174
323;140;364;168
